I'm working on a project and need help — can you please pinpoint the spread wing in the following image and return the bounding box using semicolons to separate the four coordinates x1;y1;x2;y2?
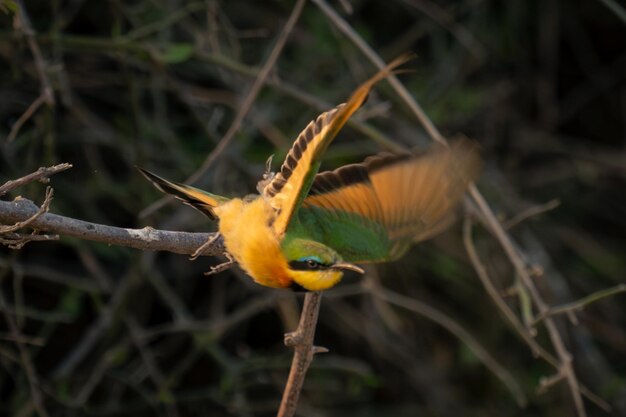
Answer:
263;54;413;238
296;140;481;262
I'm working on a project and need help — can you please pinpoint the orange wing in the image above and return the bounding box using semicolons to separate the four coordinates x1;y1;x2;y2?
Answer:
263;54;414;238
300;141;481;261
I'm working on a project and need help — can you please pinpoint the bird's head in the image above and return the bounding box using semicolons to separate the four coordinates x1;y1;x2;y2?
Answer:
283;239;364;291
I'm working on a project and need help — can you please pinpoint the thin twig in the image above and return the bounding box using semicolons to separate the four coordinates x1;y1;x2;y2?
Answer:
6;93;48;142
503;198;561;230
277;292;325;417
0;163;72;196
533;284;626;325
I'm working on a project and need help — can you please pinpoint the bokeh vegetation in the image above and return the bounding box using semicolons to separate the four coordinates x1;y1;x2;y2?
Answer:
1;0;625;416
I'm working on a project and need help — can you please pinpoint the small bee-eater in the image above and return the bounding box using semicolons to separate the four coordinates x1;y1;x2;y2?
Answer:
138;55;481;291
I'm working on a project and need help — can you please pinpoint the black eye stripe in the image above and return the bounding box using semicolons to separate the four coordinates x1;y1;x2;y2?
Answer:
288;260;329;271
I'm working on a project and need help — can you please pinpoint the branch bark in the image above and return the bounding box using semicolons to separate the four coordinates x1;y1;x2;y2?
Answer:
277;292;326;417
0;197;224;257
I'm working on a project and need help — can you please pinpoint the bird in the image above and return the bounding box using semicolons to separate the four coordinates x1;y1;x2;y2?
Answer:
137;55;481;291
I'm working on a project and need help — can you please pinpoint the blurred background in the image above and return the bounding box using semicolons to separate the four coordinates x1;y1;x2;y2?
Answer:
1;0;625;416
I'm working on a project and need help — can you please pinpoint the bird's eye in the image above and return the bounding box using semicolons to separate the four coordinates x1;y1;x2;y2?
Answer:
306;259;319;269
288;257;326;271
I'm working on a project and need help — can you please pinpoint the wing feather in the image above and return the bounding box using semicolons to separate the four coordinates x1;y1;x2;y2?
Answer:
300;140;481;262
263;54;414;237
136;167;229;219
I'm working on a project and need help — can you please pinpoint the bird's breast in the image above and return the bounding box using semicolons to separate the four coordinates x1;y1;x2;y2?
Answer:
213;197;292;288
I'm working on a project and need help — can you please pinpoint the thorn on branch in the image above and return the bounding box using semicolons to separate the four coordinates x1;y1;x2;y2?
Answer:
312;345;329;354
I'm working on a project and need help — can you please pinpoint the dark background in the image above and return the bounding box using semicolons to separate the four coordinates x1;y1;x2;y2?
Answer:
1;0;625;416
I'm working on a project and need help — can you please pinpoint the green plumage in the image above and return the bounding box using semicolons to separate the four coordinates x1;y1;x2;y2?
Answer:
283;206;393;263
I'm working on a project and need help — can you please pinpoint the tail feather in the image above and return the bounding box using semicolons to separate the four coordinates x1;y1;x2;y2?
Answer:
136;167;227;219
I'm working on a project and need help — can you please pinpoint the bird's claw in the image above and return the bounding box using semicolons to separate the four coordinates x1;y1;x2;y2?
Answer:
204;252;236;276
190;233;222;260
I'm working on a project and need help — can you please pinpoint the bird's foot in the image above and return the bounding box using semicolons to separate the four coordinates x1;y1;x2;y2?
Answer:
189;233;221;260
204;252;236;276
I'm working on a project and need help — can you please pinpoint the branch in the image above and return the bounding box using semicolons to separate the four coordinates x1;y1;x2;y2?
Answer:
533;284;626;325
6;92;49;142
0;163;72;196
277;292;326;417
1;164;225;256
0;197;224;257
503;198;561;230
